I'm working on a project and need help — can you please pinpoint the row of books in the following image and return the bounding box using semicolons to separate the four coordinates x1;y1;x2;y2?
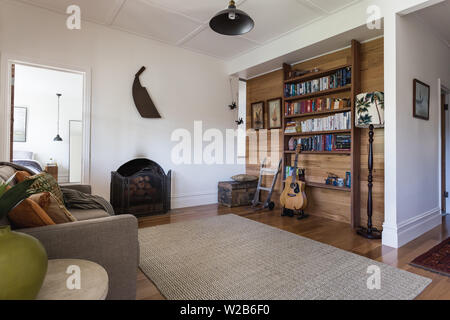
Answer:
290;134;351;152
284;67;352;98
285;98;351;116
285;112;352;134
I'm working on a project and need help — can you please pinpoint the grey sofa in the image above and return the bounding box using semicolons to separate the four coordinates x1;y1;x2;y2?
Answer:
0;163;139;300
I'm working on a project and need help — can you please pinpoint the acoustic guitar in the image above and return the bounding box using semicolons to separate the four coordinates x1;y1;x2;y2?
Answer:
280;145;308;211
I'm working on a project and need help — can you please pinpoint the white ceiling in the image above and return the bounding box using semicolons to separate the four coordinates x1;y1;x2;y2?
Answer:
415;0;450;47
17;0;364;60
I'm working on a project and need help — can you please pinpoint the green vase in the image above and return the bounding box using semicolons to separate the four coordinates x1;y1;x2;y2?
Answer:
0;226;48;300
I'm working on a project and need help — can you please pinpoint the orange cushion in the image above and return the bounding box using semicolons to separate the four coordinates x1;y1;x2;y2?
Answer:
29;192;76;224
15;171;32;183
8;197;55;229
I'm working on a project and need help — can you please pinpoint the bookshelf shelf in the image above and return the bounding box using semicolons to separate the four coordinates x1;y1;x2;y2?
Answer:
284;86;351;102
306;182;351;192
284;150;351;155
284;64;352;84
285;107;352;119
281;40;361;228
284;129;351;137
280;181;352;192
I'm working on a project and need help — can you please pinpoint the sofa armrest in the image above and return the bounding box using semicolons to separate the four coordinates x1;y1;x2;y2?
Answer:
60;184;92;194
19;215;139;300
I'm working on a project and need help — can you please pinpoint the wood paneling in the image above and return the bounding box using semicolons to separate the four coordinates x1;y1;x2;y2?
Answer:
246;38;385;229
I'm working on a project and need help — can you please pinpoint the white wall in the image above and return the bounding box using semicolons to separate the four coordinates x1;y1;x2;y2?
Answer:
0;0;244;207
382;12;450;247
13;64;83;182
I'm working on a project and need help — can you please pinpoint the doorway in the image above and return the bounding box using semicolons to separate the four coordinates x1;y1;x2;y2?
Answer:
8;62;88;184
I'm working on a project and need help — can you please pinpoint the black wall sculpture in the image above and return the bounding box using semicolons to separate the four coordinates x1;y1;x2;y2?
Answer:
132;67;161;118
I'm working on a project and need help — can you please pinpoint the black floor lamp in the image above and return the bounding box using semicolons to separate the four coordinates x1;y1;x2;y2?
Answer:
355;92;385;239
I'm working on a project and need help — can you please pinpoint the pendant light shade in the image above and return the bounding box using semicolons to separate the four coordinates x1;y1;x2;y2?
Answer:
210;0;254;36
54;93;63;142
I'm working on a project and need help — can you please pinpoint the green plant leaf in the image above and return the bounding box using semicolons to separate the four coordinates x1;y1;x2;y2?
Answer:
0;178;37;220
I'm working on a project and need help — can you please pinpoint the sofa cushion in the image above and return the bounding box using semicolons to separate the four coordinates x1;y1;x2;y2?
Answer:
28;172;64;204
8;198;56;229
69;209;109;221
15;170;31;183
29;192;77;224
0;165;16;185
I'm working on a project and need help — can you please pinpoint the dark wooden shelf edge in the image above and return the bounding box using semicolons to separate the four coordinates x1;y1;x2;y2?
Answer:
284;129;351;137
284;64;352;84
284;86;352;102
281;181;352;192
285;108;351;119
307;182;351;192
284;151;351;155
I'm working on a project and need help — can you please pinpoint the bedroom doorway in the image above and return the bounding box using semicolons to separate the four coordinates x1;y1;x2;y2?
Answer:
9;62;87;183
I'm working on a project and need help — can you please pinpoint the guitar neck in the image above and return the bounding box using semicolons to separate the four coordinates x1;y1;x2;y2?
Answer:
292;153;299;184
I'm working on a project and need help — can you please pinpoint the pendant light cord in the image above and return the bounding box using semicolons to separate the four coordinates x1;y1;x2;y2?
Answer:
57;93;61;136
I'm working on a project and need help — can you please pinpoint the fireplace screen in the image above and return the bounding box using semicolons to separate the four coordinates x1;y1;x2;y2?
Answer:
110;159;171;216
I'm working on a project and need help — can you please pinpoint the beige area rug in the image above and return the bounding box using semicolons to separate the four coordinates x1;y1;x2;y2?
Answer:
139;214;431;300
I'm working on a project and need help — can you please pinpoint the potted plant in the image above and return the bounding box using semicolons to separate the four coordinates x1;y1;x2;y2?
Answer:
0;174;48;300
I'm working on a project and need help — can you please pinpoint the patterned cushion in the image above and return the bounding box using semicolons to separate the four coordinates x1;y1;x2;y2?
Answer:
27;172;64;205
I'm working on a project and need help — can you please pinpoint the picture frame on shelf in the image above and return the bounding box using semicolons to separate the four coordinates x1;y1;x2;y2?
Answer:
413;79;430;120
268;98;282;129
251;101;265;130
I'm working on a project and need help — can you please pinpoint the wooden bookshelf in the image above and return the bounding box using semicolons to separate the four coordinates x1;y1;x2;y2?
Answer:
282;40;361;228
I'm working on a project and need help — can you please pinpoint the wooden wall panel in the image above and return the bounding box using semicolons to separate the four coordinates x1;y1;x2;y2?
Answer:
246;38;384;229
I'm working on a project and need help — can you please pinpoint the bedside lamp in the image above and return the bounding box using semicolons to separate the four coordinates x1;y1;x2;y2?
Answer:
355;92;384;239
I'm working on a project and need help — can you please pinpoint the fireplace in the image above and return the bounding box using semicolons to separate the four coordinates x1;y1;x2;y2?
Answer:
110;159;171;216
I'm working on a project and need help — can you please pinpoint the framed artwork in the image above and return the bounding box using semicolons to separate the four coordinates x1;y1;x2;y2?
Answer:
251;101;265;130
268;98;282;129
13;106;27;142
413;79;430;120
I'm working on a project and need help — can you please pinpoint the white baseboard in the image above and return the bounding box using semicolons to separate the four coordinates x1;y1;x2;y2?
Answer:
382;207;442;248
171;192;217;209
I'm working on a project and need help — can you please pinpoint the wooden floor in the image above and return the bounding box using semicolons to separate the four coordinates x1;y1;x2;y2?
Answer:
137;205;450;300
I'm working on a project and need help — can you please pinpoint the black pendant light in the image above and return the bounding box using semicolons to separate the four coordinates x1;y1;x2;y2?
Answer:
54;93;63;142
210;0;254;36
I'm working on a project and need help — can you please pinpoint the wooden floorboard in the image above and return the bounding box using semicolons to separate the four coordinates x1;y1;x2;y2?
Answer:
137;205;449;300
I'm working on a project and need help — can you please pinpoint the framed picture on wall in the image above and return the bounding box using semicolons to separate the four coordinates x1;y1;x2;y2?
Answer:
13;106;27;142
268;98;282;129
251;101;265;130
413;79;430;120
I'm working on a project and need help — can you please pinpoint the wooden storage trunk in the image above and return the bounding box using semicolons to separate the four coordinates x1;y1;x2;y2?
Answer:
218;181;258;208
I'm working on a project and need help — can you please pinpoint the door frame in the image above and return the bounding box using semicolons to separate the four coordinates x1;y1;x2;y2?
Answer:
441;90;446;213
0;52;92;184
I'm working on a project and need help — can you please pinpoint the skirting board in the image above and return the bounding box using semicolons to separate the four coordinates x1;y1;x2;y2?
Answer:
382;207;442;248
171;192;217;209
